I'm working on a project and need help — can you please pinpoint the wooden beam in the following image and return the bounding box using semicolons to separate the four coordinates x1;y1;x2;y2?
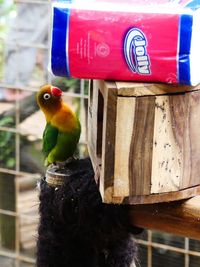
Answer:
129;196;200;240
115;81;200;96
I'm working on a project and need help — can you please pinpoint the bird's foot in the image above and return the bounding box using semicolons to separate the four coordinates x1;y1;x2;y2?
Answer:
47;162;66;172
65;156;79;164
55;162;66;170
48;157;79;171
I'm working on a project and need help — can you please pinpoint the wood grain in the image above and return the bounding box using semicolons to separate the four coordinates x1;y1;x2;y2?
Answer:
98;80;116;98
100;82;117;203
88;80;200;205
88;80;98;159
181;91;200;189
151;95;183;194
122;184;200;204
129;195;200;240
115;82;200;97
129;96;155;196
114;97;135;197
88;80;105;184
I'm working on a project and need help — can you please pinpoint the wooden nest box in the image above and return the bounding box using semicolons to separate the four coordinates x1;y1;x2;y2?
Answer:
88;80;200;204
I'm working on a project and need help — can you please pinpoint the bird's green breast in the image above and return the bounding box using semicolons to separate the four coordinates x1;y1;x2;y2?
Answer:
43;121;81;165
43;123;59;158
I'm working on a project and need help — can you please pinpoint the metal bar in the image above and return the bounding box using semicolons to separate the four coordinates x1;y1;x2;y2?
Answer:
0;127;21;134
0;167;41;178
64;91;88;99
185;238;190;267
15;92;21;267
0;128;88;144
137;239;200;257
0;127;40;139
1;39;48;49
0;208;38;219
147;231;152;267
0;83;89;98
0;83;38;92
15;0;49;5
0;250;35;264
80;79;86;149
15;92;20;173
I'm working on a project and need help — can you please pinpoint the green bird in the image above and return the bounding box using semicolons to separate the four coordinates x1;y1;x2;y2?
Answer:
37;84;81;166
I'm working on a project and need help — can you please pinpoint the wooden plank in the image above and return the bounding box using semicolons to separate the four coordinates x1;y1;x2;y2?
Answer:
152;91;200;194
151;95;183;193
101;82;117;203
114;97;135;197
129;196;200;240
115;82;200;97
88;80;103;182
129;96;155;196
88;80;98;160
98;80;116;98
168;93;188;191
89;80;200;204
122;184;200;204
181;91;200;189
87;144;101;184
152;95;185;193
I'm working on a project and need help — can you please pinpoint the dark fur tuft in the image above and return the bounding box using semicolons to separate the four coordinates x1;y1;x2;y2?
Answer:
37;158;141;267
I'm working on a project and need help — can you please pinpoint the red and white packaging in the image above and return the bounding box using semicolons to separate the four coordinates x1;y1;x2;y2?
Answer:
50;0;200;85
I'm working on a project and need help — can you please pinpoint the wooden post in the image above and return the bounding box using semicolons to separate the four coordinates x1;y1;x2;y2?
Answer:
100;81;118;202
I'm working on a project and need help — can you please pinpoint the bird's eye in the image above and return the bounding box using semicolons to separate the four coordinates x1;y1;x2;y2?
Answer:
43;93;51;100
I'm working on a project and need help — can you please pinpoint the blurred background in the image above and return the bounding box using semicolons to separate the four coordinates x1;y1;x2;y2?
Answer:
0;0;200;267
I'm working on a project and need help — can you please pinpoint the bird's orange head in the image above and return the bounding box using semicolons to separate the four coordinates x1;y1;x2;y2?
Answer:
37;84;63;121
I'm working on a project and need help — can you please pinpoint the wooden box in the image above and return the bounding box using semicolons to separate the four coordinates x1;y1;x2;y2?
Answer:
88;80;200;204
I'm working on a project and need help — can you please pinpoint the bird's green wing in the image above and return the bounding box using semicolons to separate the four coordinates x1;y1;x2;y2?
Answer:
42;123;58;158
46;126;81;164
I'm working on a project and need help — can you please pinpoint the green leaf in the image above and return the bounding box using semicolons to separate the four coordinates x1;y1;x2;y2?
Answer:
6;158;15;168
0;117;14;127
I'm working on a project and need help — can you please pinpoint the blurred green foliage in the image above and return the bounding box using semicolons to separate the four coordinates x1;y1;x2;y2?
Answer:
0;117;15;169
54;77;89;94
54;77;80;93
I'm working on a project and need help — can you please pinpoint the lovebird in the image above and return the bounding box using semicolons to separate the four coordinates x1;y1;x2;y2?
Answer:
37;84;81;167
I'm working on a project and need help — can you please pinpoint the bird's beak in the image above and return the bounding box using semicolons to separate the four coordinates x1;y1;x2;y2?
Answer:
51;86;62;98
